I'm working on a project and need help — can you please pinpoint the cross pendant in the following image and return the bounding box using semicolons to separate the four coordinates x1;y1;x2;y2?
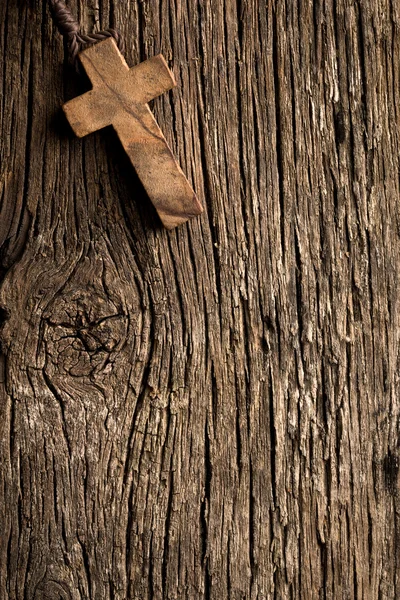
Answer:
63;38;203;229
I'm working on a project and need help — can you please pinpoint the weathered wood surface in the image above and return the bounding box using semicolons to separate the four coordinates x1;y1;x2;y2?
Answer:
64;38;202;229
1;0;400;598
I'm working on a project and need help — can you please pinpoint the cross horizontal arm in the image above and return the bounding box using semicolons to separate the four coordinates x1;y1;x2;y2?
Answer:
63;89;113;137
127;55;176;104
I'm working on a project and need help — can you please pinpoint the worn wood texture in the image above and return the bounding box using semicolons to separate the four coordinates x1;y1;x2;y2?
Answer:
1;0;400;598
64;38;203;229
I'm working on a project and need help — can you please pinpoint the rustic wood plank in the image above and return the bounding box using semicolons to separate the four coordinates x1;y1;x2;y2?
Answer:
63;38;203;229
0;0;400;598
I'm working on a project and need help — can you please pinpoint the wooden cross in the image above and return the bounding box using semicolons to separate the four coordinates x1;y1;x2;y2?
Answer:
63;38;203;229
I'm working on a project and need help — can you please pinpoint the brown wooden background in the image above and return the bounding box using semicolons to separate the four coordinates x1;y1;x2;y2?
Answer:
1;0;400;598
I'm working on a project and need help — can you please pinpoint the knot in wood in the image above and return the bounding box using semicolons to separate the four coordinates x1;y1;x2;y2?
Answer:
34;579;72;600
43;291;128;377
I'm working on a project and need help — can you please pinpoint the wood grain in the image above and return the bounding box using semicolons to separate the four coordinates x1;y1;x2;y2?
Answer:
63;38;203;229
1;0;400;598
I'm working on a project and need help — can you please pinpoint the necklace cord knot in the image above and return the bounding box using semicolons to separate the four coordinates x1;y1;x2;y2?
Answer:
48;0;124;62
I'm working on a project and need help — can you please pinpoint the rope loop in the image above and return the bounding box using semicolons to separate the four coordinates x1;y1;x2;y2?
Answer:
48;0;124;62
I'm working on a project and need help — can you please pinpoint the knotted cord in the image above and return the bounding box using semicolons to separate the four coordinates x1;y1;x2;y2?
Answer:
48;0;124;62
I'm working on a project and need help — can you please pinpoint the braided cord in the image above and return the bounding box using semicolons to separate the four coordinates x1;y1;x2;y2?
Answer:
48;0;124;62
